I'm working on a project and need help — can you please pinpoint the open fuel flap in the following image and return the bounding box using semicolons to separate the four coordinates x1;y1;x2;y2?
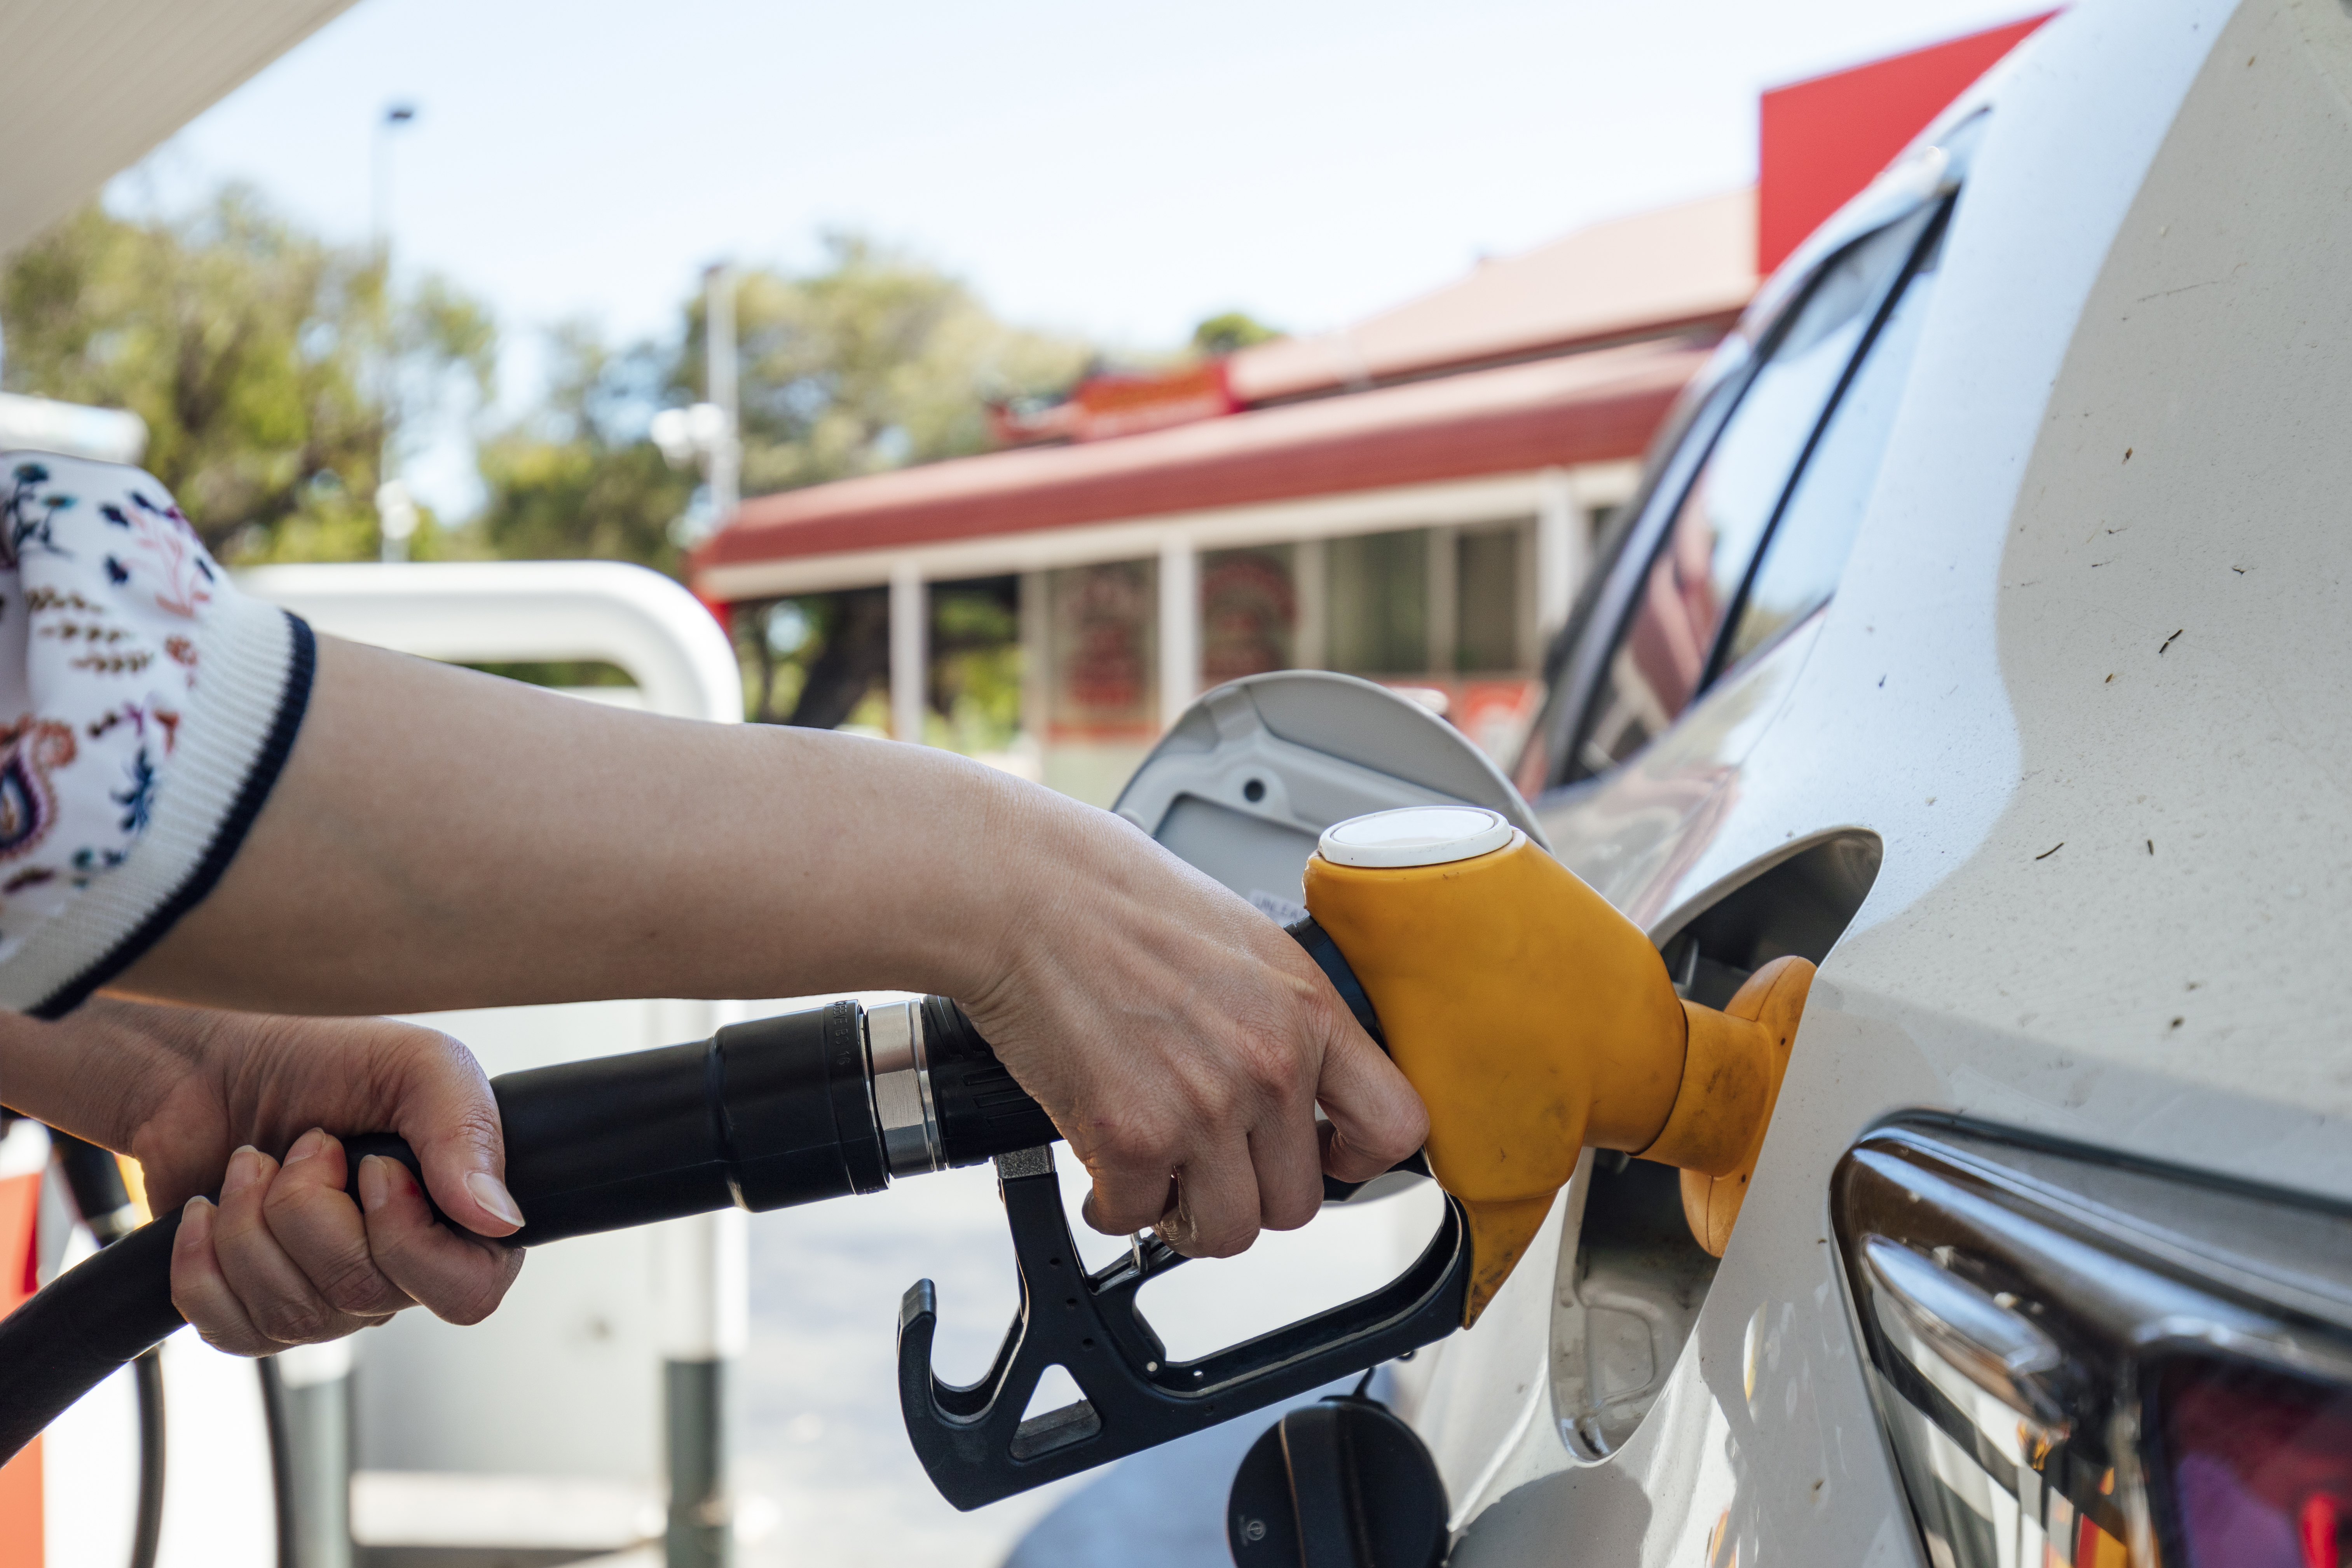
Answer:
1113;670;1549;921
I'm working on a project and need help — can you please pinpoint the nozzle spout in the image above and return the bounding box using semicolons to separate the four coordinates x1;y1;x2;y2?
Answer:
1303;808;1817;1322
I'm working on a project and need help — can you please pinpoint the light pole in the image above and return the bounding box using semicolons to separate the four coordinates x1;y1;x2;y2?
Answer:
647;272;743;1568
374;103;417;563
651;263;741;548
704;263;739;524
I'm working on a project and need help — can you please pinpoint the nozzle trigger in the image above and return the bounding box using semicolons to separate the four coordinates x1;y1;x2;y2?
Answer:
895;1145;1471;1510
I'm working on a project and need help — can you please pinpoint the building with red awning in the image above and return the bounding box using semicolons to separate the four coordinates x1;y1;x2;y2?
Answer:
690;16;2049;802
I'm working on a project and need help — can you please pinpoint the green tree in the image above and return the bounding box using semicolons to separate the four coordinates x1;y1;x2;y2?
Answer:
478;236;1087;580
684;234;1090;495
1191;310;1282;358
487;237;1087;731
474;324;693;575
0;187;494;562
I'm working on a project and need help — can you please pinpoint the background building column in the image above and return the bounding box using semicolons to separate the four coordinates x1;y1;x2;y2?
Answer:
1157;535;1199;726
889;562;926;743
1426;526;1459;678
1292;539;1328;670
1019;570;1050;747
1535;466;1586;644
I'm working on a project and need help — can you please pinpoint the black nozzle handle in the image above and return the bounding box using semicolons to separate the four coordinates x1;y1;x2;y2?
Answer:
918;996;1061;1166
334;998;888;1247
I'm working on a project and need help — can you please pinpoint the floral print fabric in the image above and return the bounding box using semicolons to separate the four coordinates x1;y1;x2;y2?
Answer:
0;454;312;1013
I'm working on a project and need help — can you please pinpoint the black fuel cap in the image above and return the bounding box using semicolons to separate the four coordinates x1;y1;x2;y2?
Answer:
1227;1396;1448;1568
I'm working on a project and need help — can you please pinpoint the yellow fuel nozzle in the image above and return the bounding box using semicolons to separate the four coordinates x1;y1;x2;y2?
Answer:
1304;808;1814;1326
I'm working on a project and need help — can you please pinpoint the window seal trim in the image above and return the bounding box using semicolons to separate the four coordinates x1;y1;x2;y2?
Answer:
1697;197;1955;695
1529;190;1954;796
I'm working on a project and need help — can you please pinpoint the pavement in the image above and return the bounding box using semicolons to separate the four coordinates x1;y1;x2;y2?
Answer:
735;1153;1446;1568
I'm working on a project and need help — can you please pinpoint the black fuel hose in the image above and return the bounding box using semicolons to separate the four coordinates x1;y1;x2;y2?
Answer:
0;996;1054;1464
49;1130;168;1568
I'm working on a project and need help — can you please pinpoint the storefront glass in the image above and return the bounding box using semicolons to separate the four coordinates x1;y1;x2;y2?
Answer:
1201;546;1296;685
1043;559;1158;804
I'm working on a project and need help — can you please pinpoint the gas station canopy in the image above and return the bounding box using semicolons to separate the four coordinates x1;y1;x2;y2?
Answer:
0;0;358;257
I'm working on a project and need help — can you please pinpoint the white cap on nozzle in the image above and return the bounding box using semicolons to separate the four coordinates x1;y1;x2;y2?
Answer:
1316;806;1518;869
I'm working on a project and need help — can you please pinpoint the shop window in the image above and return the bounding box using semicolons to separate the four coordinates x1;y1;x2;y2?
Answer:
1047;560;1157;741
1328;528;1428;674
928;577;1022;754
1201;546;1296;685
1456;524;1526;674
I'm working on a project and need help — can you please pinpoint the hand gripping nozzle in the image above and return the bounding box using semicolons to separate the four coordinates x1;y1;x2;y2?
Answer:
893;917;1471;1511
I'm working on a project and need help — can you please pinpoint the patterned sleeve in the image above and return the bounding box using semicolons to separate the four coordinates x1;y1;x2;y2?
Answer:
0;455;315;1017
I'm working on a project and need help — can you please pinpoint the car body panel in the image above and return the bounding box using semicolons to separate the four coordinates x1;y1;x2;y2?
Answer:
1538;611;1826;929
1377;0;2352;1559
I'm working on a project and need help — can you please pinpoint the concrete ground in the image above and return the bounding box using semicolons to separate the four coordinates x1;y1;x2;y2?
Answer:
735;1153;1446;1567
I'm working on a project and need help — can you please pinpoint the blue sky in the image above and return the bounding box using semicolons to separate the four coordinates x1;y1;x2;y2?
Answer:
114;0;2040;512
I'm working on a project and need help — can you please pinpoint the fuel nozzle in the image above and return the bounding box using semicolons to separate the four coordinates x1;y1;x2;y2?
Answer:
1304;806;1815;1326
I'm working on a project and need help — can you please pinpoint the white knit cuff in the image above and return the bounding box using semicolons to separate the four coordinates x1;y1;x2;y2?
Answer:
0;595;315;1016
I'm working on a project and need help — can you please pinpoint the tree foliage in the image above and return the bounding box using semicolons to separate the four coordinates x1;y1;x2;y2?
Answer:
0;188;494;562
474;324;693;575
1191;310;1283;358
4;193;1100;741
689;234;1091;497
477;235;1089;586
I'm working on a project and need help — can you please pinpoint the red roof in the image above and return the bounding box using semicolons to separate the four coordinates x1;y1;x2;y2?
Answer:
693;338;1706;579
1227;191;1755;405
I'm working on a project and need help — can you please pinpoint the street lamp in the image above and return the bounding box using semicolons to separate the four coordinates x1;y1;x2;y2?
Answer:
375;102;418;562
652;263;740;548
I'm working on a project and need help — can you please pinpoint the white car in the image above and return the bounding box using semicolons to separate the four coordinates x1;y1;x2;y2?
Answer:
1377;1;2352;1563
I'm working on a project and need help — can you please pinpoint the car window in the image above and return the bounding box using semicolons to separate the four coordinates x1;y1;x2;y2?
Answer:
1714;213;1947;675
1564;204;1940;783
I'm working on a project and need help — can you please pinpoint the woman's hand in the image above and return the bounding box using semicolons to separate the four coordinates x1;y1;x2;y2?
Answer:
0;1000;523;1354
951;788;1428;1259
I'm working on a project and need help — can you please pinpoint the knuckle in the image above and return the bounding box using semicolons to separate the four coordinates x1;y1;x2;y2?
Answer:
412;1243;522;1328
1262;1188;1319;1233
1235;1030;1305;1102
1189;1222;1255;1259
250;1295;331;1345
315;1255;396;1316
430;1267;509;1327
195;1324;266;1359
1088;1108;1185;1172
385;1027;499;1115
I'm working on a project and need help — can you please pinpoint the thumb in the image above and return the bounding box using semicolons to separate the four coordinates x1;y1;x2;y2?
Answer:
1312;1010;1428;1184
387;1028;523;1239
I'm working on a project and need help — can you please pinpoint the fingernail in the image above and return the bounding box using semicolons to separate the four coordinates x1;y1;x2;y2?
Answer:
283;1129;328;1168
357;1155;389;1214
222;1146;261;1199
465;1171;525;1229
177;1195;211;1246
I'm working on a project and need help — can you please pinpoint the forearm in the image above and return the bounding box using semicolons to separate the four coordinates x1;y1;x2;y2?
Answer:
115;634;1057;1015
0;998;213;1158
